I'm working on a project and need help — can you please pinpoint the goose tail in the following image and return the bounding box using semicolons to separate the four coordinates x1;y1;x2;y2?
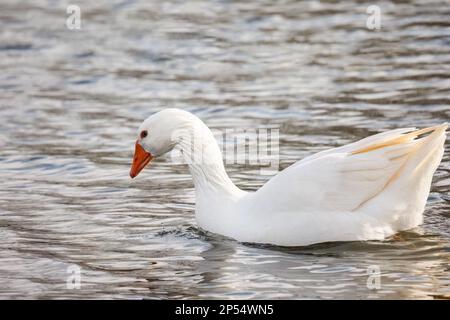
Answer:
367;123;447;229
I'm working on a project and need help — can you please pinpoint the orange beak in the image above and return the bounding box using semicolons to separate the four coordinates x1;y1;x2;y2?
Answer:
130;141;153;178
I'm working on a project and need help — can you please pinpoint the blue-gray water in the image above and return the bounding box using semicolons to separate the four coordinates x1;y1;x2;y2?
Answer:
0;0;449;299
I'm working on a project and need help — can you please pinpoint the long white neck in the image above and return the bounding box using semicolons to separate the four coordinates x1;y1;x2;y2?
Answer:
173;115;244;200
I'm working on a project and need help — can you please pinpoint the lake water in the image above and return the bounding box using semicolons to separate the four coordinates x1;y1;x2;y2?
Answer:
0;0;449;299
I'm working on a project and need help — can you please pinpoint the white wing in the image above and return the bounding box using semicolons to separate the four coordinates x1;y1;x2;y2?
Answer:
253;124;447;213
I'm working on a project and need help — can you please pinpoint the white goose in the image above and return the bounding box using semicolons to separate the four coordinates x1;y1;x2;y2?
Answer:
130;108;447;246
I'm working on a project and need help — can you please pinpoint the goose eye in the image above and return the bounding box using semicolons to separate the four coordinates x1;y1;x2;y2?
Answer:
140;130;148;139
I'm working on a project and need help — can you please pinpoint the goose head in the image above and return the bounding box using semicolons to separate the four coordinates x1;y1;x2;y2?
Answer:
130;109;176;178
129;108;194;178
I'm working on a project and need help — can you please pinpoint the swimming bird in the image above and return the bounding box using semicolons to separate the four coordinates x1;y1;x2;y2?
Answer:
130;108;447;246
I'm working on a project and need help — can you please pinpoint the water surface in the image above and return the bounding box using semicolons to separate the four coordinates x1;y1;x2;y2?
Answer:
0;0;449;299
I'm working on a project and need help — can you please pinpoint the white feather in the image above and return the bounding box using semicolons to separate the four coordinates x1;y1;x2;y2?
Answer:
135;109;447;246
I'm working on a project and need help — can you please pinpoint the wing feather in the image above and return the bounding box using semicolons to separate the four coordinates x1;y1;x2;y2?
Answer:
254;125;446;214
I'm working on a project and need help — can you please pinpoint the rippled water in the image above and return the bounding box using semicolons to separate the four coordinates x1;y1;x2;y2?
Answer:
0;0;449;299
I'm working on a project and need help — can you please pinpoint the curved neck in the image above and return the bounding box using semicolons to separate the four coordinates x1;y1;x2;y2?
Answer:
174;117;243;198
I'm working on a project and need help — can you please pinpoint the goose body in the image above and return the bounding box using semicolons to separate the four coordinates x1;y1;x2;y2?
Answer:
130;109;447;246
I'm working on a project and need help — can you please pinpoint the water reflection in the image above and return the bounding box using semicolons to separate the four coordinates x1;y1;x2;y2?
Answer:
0;0;449;299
